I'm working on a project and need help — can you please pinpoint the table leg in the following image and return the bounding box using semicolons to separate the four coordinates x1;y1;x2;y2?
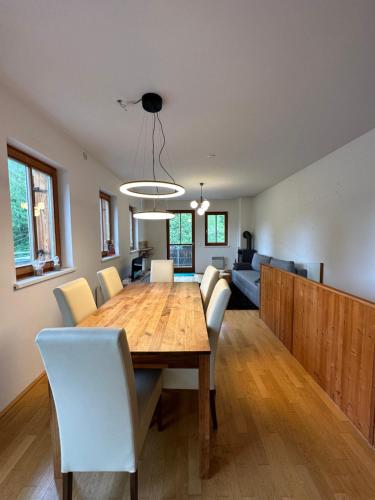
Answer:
198;353;210;478
48;383;61;479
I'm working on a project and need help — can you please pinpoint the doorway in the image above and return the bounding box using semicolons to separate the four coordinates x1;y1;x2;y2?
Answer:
166;210;195;273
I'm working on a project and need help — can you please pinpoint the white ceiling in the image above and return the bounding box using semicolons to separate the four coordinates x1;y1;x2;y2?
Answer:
0;0;375;199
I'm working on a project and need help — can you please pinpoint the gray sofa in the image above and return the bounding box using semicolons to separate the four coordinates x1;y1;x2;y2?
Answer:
232;253;302;307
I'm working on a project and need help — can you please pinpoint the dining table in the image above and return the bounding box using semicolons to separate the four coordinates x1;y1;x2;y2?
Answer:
49;281;211;479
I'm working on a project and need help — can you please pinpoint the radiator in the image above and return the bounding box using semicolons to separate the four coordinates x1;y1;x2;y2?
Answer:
212;256;225;269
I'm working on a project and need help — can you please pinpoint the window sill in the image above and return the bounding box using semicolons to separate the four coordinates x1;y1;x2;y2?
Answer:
14;267;77;290
130;247;153;254
101;254;120;262
203;245;231;248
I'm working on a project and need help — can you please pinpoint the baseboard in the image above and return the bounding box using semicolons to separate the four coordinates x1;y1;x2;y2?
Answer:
0;371;46;420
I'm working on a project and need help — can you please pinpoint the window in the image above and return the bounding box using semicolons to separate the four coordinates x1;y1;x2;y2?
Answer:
205;212;228;246
99;191;113;257
166;210;195;271
8;146;61;279
129;206;138;251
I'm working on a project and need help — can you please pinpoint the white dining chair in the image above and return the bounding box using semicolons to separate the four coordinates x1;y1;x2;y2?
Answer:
35;327;162;500
97;266;123;302
150;260;174;283
53;278;97;327
162;278;231;429
200;265;220;310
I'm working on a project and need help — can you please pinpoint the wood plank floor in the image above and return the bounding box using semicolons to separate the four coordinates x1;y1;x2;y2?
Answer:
2;310;375;499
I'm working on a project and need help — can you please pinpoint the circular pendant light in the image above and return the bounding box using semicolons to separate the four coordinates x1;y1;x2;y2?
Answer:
120;180;185;199
133;210;175;220
118;92;185;201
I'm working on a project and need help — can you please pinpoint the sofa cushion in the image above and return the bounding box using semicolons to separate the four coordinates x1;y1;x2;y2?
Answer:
251;253;271;272
270;257;295;273
232;270;261;307
236;270;260;284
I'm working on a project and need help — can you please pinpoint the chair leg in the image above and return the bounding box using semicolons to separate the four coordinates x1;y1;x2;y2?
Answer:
130;470;138;500
62;472;73;500
157;395;163;432
210;389;218;430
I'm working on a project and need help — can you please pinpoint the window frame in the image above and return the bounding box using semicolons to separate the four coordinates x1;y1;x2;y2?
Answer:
99;191;113;257
204;211;228;246
8;146;61;280
129;205;137;251
165;209;195;273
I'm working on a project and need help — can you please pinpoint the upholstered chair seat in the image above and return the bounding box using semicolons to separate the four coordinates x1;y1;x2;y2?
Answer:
200;265;220;310
97;266;123;302
54;278;97;327
36;327;162;500
162;279;231;429
150;260;174;283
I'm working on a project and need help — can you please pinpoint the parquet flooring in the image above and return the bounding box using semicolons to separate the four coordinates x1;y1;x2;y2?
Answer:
1;311;375;499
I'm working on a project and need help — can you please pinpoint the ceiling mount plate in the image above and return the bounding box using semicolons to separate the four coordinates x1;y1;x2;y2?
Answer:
142;93;163;113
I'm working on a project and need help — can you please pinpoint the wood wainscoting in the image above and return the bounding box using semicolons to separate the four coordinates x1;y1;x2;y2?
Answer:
260;264;375;445
260;265;294;352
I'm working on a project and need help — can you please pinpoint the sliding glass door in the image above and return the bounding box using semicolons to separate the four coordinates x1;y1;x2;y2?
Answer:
166;210;195;273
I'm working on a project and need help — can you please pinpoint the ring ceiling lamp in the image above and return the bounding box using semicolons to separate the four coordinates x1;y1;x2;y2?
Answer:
133;210;175;220
121;180;185;199
119;93;185;212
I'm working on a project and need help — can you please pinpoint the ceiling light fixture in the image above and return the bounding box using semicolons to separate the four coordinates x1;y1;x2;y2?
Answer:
119;93;185;208
133;210;175;220
120;180;185;199
190;182;210;216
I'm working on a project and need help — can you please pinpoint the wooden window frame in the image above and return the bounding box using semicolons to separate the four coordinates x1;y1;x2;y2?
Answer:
100;191;113;257
166;210;195;273
8;146;61;280
204;211;228;246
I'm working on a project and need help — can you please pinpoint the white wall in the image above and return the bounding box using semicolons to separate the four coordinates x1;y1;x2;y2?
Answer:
254;128;375;301
238;197;255;248
0;84;144;412
144;197;254;273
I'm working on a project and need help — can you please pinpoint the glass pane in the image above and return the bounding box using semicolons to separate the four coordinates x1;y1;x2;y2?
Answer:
8;159;33;265
180;213;192;244
133;218;138;249
216;214;226;243
100;198;111;251
169;213;181;244
32;168;56;260
129;209;134;249
207;215;217;243
169;244;192;268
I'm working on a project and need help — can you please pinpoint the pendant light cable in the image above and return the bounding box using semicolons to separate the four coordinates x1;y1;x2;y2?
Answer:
156;113;175;183
119;92;185;201
152;113;156;182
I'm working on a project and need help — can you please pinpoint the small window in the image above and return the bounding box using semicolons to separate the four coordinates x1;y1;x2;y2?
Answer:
205;212;228;246
99;191;113;257
129;206;138;251
8;146;61;279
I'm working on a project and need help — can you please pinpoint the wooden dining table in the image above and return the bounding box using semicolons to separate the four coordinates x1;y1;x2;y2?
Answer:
50;281;211;479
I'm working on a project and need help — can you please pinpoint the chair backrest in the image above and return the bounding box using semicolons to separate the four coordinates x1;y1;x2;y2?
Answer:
206;279;232;388
53;278;97;327
150;260;174;283
36;327;138;473
97;266;123;302
200;265;220;310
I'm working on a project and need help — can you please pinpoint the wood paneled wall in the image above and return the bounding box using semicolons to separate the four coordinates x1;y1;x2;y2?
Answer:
260;264;375;444
260;266;294;352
